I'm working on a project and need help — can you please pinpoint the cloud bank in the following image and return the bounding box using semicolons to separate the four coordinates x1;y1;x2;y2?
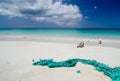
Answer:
0;0;83;26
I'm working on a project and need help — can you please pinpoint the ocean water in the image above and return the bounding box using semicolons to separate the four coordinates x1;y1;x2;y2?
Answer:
0;28;120;40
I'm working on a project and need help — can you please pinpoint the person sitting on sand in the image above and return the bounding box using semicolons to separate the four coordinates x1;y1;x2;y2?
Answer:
98;38;102;44
77;42;85;48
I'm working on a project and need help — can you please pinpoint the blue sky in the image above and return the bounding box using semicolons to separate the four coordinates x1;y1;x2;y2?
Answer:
0;0;120;28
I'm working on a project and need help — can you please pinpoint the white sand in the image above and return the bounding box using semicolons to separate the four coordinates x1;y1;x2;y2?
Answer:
0;41;120;81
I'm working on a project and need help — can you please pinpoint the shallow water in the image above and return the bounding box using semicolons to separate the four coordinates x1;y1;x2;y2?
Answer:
0;28;120;40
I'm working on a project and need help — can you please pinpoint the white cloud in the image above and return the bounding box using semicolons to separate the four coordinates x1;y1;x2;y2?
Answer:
0;0;83;26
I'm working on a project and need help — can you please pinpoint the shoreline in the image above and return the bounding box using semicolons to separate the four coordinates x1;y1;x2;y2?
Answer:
0;35;120;48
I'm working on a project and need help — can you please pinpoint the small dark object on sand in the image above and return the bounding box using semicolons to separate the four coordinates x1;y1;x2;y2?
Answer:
77;42;85;48
77;70;81;74
98;38;102;44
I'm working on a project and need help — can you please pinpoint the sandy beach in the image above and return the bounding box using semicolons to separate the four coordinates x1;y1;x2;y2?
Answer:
0;38;120;81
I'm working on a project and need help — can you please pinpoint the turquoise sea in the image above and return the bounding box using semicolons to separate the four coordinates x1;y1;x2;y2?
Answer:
0;28;120;40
